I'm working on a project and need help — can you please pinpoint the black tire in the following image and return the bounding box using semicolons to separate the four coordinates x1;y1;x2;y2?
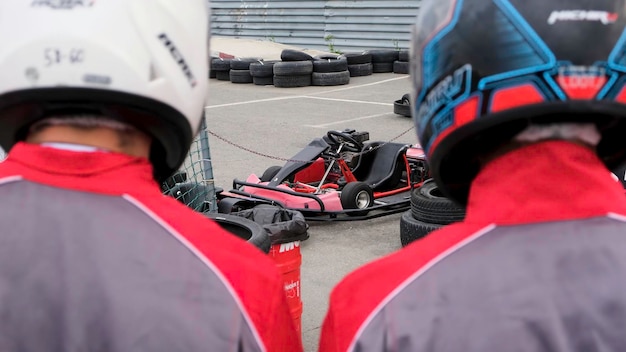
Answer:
398;50;410;62
230;57;263;70
216;70;230;81
312;58;348;73
273;74;312;88
372;62;394;73
393;61;410;74
411;179;466;225
166;182;209;212
250;60;277;77
211;58;232;71
315;53;341;60
348;63;373;77
341;182;373;216
400;210;441;247
203;212;271;254
281;49;314;61
366;49;400;63
393;94;411;117
273;60;314;75
260;165;283;182
312;71;350;86
253;75;274;86
340;52;372;65
229;69;253;84
209;56;219;77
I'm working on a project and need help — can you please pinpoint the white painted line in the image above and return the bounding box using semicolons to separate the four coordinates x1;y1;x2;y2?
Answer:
309;76;410;95
304;96;393;107
306;113;390;128
205;95;304;109
204;75;409;109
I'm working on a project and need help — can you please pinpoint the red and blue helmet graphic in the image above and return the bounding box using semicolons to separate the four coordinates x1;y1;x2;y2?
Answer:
411;0;626;203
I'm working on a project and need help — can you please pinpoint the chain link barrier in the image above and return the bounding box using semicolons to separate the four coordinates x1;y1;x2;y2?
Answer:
207;125;417;164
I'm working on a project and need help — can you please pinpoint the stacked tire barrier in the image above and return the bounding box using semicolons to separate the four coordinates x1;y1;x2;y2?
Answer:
229;57;262;84
209;48;410;88
368;49;399;73
400;179;466;247
273;60;313;88
250;60;277;86
340;52;373;77
311;55;350;86
209;56;218;78
272;49;314;88
394;50;410;74
211;58;231;81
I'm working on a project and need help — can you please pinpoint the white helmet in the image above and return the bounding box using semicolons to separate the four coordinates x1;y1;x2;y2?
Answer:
0;0;209;180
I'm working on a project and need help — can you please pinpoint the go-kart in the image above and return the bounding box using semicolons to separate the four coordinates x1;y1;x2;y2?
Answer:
217;129;429;221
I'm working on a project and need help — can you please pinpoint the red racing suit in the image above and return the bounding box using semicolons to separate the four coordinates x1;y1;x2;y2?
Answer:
319;140;626;352
0;142;302;352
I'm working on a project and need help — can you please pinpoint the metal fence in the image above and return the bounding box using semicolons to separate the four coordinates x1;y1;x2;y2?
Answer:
162;119;218;213
210;0;421;52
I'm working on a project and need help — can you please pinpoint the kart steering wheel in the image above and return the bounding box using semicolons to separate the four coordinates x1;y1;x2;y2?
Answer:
326;130;363;152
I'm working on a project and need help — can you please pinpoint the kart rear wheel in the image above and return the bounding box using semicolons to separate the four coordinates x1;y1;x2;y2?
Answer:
260;165;283;182
341;181;373;216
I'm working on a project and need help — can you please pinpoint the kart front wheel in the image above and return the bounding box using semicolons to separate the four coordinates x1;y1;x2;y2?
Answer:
341;182;373;216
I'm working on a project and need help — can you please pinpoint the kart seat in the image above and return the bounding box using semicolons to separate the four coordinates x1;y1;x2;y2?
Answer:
268;137;330;187
353;142;409;191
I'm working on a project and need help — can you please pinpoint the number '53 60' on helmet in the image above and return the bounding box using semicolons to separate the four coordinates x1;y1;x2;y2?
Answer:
0;0;209;181
411;0;626;203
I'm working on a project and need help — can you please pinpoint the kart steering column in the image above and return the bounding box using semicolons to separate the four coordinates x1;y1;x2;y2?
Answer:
316;144;344;193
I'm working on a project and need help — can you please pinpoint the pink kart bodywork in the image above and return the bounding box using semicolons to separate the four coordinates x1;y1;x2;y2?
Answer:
242;173;344;211
218;129;430;220
226;144;427;214
406;146;426;160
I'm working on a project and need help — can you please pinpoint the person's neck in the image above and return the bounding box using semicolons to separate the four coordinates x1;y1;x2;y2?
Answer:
25;125;151;158
466;140;624;225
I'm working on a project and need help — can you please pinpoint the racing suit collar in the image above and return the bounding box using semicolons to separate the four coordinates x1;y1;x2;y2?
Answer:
465;140;626;225
6;142;153;178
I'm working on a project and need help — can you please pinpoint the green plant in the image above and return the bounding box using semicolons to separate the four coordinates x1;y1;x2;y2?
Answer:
392;39;400;51
324;34;342;54
266;35;276;42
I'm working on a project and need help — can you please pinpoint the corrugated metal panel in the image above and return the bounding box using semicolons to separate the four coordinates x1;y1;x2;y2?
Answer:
210;0;421;52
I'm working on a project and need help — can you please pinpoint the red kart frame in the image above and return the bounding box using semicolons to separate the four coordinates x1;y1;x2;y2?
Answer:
217;129;429;221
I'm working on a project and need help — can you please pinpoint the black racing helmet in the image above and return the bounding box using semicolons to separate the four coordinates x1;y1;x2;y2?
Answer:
411;0;626;204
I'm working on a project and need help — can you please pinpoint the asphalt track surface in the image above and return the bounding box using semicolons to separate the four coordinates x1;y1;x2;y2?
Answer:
205;72;415;351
